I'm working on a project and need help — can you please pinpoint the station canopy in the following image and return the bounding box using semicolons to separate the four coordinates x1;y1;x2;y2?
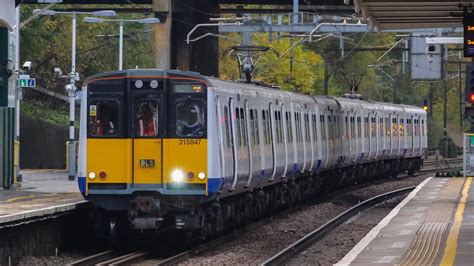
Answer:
353;0;474;30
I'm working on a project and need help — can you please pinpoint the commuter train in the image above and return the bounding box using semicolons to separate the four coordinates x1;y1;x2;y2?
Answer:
78;69;427;238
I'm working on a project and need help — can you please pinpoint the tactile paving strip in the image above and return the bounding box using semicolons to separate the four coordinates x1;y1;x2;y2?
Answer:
399;178;464;265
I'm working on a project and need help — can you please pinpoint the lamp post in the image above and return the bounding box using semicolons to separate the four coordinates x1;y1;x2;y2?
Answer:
83;17;160;70
33;9;116;181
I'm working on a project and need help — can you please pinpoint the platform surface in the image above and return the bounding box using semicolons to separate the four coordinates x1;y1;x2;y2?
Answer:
0;169;85;226
337;176;473;265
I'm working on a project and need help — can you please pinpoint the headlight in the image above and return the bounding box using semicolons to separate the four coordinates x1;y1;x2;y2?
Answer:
88;172;96;180
171;169;184;183
198;172;206;180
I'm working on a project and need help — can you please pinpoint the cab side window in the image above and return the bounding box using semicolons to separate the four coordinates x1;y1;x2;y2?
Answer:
89;100;119;137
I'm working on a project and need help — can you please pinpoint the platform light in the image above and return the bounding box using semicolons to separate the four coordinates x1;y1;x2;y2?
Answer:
88;172;96;180
171;169;184;183
198;172;206;180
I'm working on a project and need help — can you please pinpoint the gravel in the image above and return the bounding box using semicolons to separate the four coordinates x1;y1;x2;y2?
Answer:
155;174;429;265
18;252;82;266
287;196;403;266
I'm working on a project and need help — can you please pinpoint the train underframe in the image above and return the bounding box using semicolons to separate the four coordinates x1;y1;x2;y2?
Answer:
89;157;423;243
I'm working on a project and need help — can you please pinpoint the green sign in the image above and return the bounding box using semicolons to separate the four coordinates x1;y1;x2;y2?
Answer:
470;136;474;146
18;78;35;88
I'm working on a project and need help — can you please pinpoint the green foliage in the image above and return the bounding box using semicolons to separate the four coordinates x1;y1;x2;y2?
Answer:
21;99;70;126
20;4;156;95
219;33;323;93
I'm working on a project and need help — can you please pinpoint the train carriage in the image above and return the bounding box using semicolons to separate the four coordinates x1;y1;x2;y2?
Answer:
78;69;427;236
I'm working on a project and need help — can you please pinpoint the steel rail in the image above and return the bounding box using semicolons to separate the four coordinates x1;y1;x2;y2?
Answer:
67;250;116;266
68;250;148;266
261;186;416;266
97;251;148;265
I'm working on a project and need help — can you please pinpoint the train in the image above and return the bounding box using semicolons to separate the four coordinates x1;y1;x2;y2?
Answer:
77;69;427;239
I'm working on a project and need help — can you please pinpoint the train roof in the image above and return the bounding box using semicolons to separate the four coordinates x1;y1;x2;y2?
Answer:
82;69;426;115
82;69;210;86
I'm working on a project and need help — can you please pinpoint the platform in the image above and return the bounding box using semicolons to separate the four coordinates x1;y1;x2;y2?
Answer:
337;176;473;265
0;169;86;227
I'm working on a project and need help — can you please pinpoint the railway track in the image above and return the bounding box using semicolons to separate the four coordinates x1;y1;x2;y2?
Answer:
68;250;148;266
261;186;416;265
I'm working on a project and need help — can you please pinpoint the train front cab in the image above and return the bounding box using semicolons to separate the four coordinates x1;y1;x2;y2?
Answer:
78;70;211;230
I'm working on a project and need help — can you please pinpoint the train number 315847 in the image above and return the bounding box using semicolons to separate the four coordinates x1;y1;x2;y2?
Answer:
178;139;202;145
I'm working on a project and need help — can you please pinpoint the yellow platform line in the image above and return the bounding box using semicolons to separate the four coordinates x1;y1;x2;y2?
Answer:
440;176;472;266
3;195;35;203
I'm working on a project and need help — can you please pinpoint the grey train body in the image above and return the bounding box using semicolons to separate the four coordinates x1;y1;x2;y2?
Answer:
206;77;427;198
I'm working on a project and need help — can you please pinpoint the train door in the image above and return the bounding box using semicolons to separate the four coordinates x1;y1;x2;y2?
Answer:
217;97;235;190
269;102;277;180
244;101;253;187
308;110;316;171
407;115;417;155
282;104;289;177
345;111;351;163
301;110;308;172
374;113;379;159
131;92;162;187
232;103;250;189
396;114;401;156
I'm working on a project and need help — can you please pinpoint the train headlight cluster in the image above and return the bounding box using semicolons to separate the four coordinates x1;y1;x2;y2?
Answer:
171;169;185;183
88;172;96;180
198;172;206;180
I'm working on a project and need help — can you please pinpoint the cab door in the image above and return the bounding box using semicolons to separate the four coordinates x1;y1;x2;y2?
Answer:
132;92;163;186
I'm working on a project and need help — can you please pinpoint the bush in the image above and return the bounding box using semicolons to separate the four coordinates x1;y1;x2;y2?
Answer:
437;136;459;158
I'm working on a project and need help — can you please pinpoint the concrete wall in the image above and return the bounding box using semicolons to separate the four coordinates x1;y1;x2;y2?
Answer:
0;207;95;265
20;114;68;169
154;0;219;77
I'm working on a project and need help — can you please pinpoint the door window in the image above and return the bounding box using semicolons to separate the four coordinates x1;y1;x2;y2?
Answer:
136;100;159;137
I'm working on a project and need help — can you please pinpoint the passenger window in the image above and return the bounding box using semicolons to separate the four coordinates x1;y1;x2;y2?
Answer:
364;117;369;138
253;109;260;145
89;100;119;137
356;116;361;138
320;115;326;141
399;119;405;137
312;114;318;141
175;99;205;138
242;108;247;146
262;109;271;145
287;112;293;143
135;100;159;137
236;108;241;147
224;106;231;147
305;113;310;142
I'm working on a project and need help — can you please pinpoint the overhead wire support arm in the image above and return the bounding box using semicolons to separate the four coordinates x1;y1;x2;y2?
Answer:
186;18;245;45
308;21;367;41
377;37;407;62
